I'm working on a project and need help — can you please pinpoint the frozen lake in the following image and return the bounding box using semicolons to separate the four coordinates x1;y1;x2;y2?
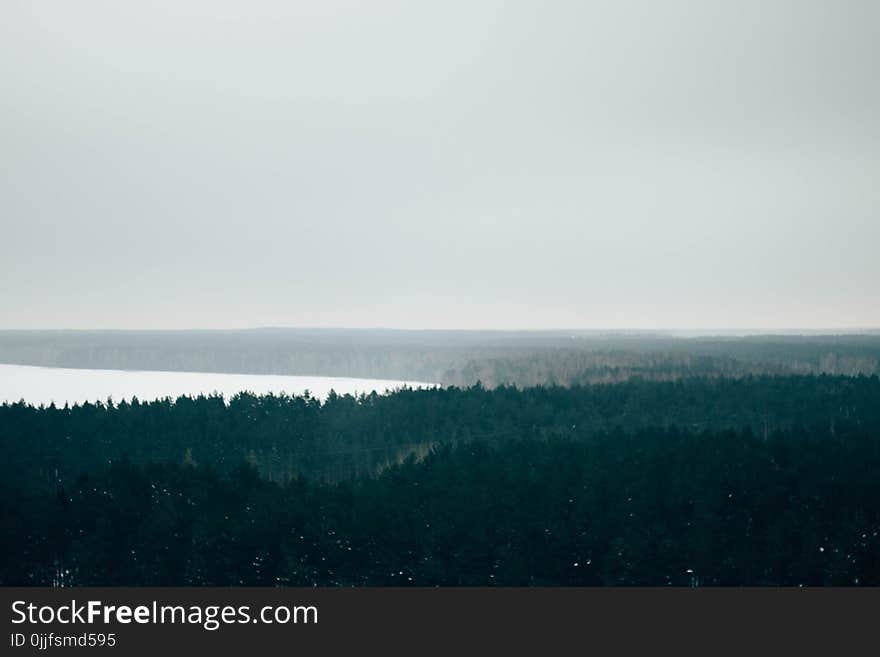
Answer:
0;363;435;406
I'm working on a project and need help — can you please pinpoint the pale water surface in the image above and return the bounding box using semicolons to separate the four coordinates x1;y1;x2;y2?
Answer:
0;364;435;406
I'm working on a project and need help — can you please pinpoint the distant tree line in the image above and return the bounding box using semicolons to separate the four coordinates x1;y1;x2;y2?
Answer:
1;329;878;387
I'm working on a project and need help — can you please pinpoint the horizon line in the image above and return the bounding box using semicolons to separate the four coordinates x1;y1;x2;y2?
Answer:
1;326;879;335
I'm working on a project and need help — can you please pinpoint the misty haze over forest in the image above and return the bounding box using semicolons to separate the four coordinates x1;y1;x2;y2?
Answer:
0;329;878;389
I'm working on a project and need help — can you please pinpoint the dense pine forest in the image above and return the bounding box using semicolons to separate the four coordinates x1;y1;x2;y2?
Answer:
2;374;880;586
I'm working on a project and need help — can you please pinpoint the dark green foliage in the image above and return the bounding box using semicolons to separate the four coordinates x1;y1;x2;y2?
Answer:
2;375;880;586
2;375;879;485
2;426;880;586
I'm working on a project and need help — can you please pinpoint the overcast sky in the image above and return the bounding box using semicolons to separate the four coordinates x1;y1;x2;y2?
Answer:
1;1;878;330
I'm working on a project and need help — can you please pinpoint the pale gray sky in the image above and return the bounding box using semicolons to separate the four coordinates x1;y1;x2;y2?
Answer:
1;0;878;330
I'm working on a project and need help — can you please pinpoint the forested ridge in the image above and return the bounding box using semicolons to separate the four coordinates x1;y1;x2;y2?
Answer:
2;375;880;586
